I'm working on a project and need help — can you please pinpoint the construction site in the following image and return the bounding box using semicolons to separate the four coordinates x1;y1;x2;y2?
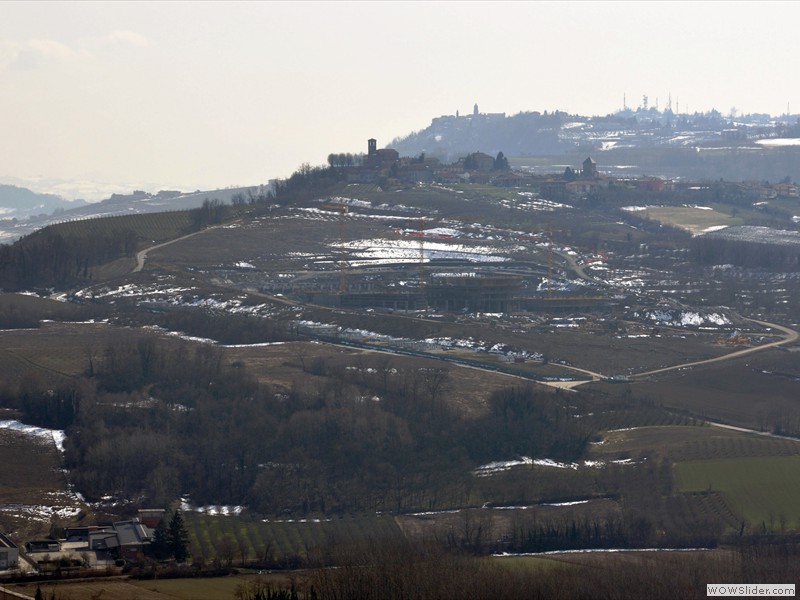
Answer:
271;199;616;315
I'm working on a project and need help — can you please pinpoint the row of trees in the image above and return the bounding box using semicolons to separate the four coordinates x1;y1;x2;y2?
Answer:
307;537;800;600
692;235;800;271
327;153;363;169
0;226;138;290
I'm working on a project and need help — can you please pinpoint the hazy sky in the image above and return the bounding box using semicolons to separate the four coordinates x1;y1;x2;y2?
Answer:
1;1;797;201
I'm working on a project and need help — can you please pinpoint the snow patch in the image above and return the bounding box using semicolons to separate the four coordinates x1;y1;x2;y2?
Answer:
0;420;65;453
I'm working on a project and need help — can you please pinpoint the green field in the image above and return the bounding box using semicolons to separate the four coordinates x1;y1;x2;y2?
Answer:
50;211;197;250
132;575;273;600
636;205;741;235
674;455;800;528
14;573;301;600
185;513;403;564
590;425;800;463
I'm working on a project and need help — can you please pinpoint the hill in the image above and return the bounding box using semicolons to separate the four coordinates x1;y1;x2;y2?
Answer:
0;184;88;221
0;184;271;245
3;162;800;596
390;108;800;182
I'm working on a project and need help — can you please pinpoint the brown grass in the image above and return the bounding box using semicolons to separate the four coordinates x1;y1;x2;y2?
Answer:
10;572;312;600
0;423;73;540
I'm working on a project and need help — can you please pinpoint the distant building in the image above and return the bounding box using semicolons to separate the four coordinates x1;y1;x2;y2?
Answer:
26;539;61;553
0;532;19;570
364;138;399;169
137;508;166;529
88;519;155;560
539;179;569;202
346;139;400;183
566;178;609;197
464;152;496;172
397;163;434;184
636;177;667;193
63;526;104;542
774;182;799;198
582;157;598;178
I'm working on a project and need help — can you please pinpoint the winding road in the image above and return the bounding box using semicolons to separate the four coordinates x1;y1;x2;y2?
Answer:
133;229;213;273
632;318;799;380
552;248;800;386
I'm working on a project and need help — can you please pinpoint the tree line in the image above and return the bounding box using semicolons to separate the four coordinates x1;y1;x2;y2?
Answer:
5;336;592;514
692;235;800;271
0;226;138;290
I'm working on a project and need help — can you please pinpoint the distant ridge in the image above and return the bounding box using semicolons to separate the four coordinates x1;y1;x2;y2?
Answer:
0;184;269;245
389;108;800;182
0;184;87;220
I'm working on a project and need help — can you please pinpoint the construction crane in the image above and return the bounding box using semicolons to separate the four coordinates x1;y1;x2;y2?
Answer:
418;214;427;308
339;198;347;293
320;199;348;293
547;223;553;301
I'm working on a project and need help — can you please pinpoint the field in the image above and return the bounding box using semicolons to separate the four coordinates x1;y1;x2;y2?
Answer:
186;513;402;564
675;455;800;527
50;211;197;251
0;321;156;386
628;205;741;235
10;572;311;600
618;349;800;433
587;425;800;463
0;413;80;541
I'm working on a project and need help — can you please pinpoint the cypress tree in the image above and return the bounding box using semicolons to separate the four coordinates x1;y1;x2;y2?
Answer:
168;509;190;562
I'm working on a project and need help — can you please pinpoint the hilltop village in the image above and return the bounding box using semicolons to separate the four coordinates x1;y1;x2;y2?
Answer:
334;137;799;204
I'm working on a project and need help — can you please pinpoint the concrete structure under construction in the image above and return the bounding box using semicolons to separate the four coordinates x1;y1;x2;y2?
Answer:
426;274;521;312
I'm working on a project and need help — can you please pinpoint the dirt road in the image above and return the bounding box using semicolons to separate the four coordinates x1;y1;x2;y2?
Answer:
133;227;226;273
632;317;799;380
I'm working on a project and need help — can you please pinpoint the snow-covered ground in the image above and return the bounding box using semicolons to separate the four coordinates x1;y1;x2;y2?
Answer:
0;419;65;452
0;421;86;523
179;498;245;516
634;309;730;327
341;238;509;265
473;455;640;476
296;320;544;361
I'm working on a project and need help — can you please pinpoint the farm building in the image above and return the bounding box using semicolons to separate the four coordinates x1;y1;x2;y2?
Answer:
26;539;60;553
88;519;155;560
137;508;166;528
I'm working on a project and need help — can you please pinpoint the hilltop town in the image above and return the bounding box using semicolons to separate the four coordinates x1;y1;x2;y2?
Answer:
337;135;798;203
